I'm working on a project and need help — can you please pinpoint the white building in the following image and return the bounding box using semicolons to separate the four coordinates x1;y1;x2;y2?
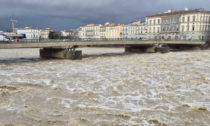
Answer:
121;21;146;39
73;28;82;38
17;27;41;39
60;30;74;37
40;28;53;39
146;8;210;40
81;24;102;39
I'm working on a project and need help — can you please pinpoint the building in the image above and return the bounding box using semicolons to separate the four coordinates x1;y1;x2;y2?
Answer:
81;24;102;39
121;21;146;39
60;30;74;37
146;8;210;40
17;27;41;39
101;22;123;38
40;28;53;39
73;28;82;38
105;23;123;39
100;24;107;39
99;22;117;39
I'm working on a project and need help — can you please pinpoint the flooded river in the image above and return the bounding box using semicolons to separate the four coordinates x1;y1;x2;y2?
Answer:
0;48;210;126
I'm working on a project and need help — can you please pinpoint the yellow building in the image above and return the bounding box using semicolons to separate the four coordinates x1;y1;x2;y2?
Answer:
105;23;122;39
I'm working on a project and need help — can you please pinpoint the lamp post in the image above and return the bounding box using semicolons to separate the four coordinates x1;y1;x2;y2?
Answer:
11;20;17;33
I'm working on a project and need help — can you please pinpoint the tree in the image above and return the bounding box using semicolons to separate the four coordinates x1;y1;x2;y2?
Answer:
53;32;60;39
49;31;55;39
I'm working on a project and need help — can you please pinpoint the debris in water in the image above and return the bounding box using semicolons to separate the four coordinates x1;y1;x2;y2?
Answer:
148;118;169;126
189;105;208;111
128;71;135;75
182;103;191;107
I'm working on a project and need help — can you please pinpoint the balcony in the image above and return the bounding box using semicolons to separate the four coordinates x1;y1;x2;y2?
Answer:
100;29;106;32
86;30;94;32
160;30;180;33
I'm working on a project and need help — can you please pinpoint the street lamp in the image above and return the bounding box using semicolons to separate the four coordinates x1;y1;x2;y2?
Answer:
11;20;18;33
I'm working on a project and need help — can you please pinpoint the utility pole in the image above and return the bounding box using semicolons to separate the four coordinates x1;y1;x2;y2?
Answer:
11;20;17;33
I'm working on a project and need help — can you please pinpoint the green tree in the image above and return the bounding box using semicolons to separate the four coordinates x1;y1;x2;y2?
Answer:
49;31;55;39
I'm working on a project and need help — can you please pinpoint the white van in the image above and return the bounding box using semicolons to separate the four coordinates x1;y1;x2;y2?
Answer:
0;35;9;41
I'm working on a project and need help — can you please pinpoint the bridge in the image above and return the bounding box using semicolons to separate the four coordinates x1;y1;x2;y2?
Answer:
0;39;206;60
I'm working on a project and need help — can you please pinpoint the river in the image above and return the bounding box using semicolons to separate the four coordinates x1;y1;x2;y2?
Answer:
0;48;210;126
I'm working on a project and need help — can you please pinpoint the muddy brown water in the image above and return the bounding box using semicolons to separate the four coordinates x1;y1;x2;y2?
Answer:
0;48;210;126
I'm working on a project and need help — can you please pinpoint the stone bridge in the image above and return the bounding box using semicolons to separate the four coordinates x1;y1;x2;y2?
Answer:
0;39;206;60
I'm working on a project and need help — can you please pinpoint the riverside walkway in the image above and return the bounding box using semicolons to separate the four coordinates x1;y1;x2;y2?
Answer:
0;39;206;49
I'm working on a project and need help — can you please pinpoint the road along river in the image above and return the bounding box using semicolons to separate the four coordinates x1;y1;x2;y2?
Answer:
0;48;210;126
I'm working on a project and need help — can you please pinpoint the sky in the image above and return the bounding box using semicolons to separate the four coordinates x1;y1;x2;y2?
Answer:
0;0;209;31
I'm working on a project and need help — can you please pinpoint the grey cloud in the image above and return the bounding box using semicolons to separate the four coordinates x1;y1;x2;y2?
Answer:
0;0;210;31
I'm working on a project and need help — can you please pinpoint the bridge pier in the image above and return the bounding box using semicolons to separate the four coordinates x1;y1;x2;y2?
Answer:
40;48;82;60
125;46;156;53
167;44;200;50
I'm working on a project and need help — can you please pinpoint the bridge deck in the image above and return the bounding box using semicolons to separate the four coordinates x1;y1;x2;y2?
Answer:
0;40;205;49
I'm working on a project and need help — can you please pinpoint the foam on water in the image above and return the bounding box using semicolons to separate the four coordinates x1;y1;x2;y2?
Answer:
0;48;210;125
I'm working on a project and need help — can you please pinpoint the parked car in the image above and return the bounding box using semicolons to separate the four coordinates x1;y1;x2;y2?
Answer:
84;38;91;41
142;38;148;41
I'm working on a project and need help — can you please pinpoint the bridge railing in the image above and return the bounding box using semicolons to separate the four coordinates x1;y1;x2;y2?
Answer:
0;38;207;44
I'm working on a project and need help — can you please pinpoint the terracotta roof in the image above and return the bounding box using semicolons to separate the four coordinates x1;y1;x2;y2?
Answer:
147;8;210;17
17;27;40;30
81;24;101;27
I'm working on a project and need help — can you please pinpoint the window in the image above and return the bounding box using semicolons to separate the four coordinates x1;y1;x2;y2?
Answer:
188;16;190;22
158;19;160;24
182;26;184;31
177;18;179;22
203;16;205;22
193;16;195;22
157;27;159;33
182;17;185;22
187;26;189;31
150;20;151;25
162;19;165;23
200;16;202;21
192;26;195;31
154;20;156;25
153;27;155;33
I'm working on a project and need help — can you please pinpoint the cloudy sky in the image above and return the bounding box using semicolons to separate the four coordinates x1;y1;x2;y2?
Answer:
0;0;209;31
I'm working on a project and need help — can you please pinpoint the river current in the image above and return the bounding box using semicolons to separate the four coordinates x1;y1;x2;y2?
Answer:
0;48;210;126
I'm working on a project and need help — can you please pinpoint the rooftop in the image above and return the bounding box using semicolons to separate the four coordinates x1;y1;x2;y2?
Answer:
81;24;101;27
147;8;210;17
18;27;40;30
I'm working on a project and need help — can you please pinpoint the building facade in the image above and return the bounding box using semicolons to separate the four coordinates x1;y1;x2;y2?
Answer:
40;28;53;39
121;21;146;39
105;23;122;39
81;24;102;39
73;28;82;39
17;27;41;39
100;26;106;39
60;30;74;37
146;8;210;40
